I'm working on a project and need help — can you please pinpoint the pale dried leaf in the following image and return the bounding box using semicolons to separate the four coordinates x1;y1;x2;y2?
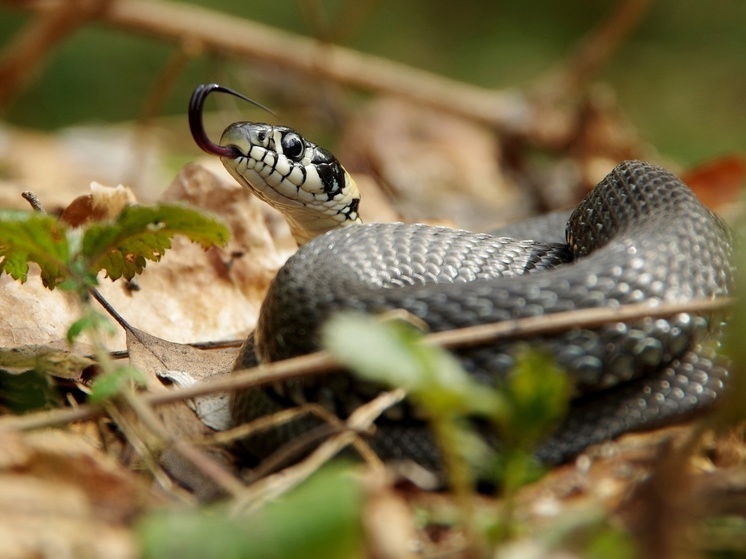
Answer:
0;273;81;347
157;369;232;431
363;474;419;559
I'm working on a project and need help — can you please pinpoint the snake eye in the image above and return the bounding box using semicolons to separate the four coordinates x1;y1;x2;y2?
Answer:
281;132;304;160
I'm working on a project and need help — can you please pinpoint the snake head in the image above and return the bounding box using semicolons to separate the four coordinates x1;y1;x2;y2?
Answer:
188;83;361;244
188;83;275;158
219;121;361;244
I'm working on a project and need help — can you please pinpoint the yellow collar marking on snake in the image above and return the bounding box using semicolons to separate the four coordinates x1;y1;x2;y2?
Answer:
219;122;362;245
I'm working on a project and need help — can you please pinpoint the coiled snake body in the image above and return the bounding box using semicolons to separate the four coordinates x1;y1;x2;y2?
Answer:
190;84;735;474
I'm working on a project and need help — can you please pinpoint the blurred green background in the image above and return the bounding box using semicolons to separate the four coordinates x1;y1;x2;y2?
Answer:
0;0;744;164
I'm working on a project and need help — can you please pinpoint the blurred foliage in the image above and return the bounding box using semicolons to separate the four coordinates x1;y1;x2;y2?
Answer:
0;0;744;163
0;368;60;413
137;465;365;559
323;313;569;493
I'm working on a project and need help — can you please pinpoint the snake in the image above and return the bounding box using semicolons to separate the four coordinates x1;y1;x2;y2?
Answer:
189;84;735;476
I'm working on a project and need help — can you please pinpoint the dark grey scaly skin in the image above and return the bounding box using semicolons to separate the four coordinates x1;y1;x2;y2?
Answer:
232;161;734;475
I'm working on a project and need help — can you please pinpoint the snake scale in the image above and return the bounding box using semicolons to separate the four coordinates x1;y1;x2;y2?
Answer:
190;84;735;476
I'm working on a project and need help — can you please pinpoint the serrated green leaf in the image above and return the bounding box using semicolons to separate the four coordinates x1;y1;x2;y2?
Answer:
82;204;230;281
1;252;29;281
0;210;70;287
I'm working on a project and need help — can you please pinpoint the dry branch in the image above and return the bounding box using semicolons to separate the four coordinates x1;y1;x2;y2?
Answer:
536;0;651;98
3;0;542;139
0;0;112;108
0;297;732;434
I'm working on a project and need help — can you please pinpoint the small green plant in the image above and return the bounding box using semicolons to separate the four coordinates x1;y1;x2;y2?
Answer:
138;465;365;559
0;205;228;289
322;313;571;542
0;204;229;398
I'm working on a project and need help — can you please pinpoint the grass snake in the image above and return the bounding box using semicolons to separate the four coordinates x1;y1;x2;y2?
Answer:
190;84;735;475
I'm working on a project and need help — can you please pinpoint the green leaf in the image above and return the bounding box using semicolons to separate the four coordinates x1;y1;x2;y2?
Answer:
0;210;70;287
67;311;116;344
500;347;570;449
89;366;146;403
322;313;505;418
82;204;230;281
137;465;364;559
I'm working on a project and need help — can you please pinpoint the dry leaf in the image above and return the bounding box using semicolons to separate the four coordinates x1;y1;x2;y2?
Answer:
125;325;236;429
363;474;419;559
0;429;157;559
342;97;535;230
682;154;746;211
125;325;237;497
0;273;81;348
125;324;235;434
60;182;137;227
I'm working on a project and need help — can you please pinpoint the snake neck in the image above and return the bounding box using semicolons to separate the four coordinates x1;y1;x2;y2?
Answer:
283;191;363;244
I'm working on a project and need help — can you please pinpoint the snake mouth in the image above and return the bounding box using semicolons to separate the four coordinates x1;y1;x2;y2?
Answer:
220;123;314;210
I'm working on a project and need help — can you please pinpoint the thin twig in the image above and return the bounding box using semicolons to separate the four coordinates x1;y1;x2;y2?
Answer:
121;389;246;498
105;339;243;361
231;389;401;514
21;191;45;213
90;287;135;332
0;297;732;434
535;0;651;98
